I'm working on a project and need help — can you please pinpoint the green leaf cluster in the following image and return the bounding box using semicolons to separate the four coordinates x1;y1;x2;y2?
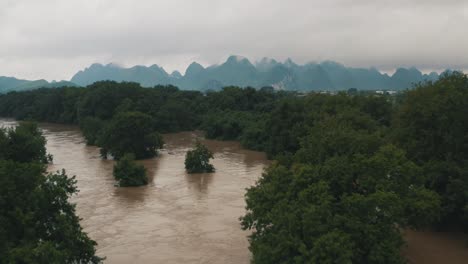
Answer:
185;141;215;173
113;153;148;187
0;123;102;263
98;111;163;160
393;72;468;230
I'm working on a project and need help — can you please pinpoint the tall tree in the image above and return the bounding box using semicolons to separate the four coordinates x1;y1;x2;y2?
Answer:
393;72;468;229
98;111;164;159
0;123;102;263
2;122;49;163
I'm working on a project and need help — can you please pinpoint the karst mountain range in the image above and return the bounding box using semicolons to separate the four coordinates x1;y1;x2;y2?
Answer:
1;56;449;93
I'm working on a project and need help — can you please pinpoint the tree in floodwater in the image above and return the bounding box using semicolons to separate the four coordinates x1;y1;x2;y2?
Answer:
0;123;102;263
79;116;105;145
113;153;148;187
185;141;215;173
98;111;164;160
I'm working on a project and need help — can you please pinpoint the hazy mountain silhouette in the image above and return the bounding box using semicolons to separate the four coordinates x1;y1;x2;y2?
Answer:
1;56;445;93
70;63;170;87
69;56;443;91
0;76;76;93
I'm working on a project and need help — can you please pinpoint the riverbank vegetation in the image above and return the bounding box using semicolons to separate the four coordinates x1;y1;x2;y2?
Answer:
0;122;101;263
0;72;466;263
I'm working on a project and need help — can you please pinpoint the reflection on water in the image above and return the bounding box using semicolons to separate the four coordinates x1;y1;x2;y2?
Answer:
2;120;268;263
185;173;214;195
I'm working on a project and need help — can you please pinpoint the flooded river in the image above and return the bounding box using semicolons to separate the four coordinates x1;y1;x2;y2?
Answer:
1;119;268;263
1;119;467;263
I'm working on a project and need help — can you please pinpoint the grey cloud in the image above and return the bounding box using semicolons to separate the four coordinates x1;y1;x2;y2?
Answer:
0;0;467;80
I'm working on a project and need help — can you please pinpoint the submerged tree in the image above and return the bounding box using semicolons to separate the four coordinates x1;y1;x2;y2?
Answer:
113;153;148;187
79;116;105;145
98;111;164;160
185;141;215;173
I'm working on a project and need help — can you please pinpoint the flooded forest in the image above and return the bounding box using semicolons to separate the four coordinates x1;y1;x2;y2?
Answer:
1;73;467;263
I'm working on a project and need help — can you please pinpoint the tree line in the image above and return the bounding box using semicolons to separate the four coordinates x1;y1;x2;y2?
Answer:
0;72;467;263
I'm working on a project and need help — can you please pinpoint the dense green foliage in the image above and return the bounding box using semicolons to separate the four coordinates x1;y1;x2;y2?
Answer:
0;82;289;158
0;122;50;163
0;73;467;262
185;141;215;173
0;123;101;263
393;72;468;231
113;153;148;187
241;126;440;263
79;116;104;145
98;111;164;160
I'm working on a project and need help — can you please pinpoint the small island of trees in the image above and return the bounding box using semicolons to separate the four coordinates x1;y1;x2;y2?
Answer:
113;153;148;187
92;111;164;160
185;141;215;173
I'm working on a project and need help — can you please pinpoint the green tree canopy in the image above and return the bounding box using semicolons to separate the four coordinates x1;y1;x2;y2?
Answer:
0;122;49;163
393;72;468;230
242;102;440;263
0;123;101;263
185;141;215;173
113;153;148;187
98;111;164;160
79;116;105;145
242;145;440;263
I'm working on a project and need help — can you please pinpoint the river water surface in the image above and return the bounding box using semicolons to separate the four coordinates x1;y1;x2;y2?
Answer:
1;119;467;264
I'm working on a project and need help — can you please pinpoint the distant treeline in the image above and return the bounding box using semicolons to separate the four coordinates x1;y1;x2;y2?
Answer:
0;82;392;157
0;72;467;263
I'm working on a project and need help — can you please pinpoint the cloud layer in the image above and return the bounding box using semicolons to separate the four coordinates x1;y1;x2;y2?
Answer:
1;0;467;80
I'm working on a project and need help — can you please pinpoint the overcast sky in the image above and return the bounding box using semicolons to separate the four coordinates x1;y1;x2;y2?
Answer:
1;0;467;81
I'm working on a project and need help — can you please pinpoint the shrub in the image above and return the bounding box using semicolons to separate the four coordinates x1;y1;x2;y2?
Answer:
113;153;148;187
185;141;215;173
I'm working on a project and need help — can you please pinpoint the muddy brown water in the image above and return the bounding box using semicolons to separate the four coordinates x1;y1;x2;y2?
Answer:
1;119;467;263
403;230;468;264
